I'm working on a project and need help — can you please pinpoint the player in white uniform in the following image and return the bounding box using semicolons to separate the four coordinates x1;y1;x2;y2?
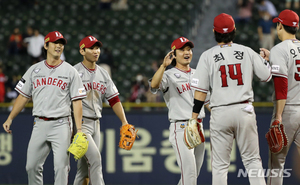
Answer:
2;31;86;185
150;37;210;185
260;9;300;185
73;35;131;185
191;13;272;185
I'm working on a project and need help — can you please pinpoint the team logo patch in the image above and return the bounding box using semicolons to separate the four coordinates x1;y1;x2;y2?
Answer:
191;78;199;86
112;85;118;93
180;124;185;128
174;73;181;78
271;65;280;72
34;68;41;73
78;88;86;95
17;78;26;89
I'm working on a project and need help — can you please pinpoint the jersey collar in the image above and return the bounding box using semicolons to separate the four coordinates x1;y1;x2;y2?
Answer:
175;67;191;73
81;62;97;73
44;60;63;69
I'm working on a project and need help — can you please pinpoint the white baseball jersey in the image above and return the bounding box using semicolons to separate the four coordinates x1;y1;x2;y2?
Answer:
150;67;209;122
269;39;300;104
73;62;119;118
15;60;86;117
191;43;272;108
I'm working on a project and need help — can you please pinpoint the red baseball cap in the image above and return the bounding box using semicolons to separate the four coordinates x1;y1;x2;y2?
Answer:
214;13;235;34
171;37;194;50
273;9;299;27
44;31;67;45
79;36;103;49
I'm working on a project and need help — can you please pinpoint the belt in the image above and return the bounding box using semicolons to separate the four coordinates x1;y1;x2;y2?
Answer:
212;100;249;109
175;118;202;123
83;116;99;121
37;117;61;121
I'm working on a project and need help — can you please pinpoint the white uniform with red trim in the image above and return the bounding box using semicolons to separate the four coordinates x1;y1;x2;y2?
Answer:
73;62;119;185
191;43;271;185
150;67;209;185
268;39;300;185
15;60;86;185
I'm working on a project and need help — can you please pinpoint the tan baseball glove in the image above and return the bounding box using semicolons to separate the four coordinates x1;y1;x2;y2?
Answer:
183;118;205;149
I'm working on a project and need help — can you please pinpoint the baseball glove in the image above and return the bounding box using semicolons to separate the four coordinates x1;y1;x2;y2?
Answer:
265;120;288;154
119;124;138;150
183;118;205;149
68;132;89;160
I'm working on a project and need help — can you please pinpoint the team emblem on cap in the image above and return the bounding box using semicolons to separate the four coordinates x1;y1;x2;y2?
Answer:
80;44;85;49
45;37;50;42
172;46;176;50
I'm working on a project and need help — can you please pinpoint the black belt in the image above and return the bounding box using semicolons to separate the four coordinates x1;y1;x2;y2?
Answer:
211;100;249;109
83;116;99;121
175;119;202;123
37;117;61;121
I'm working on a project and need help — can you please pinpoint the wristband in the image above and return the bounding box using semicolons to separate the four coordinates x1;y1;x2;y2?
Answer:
193;99;204;114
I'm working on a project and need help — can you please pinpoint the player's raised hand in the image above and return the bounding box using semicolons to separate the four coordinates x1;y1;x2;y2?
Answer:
260;48;270;61
162;50;175;67
3;119;12;134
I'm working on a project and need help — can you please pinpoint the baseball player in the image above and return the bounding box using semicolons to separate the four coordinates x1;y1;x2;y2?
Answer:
260;9;300;185
149;37;210;185
73;35;131;185
2;31;86;185
191;13;272;185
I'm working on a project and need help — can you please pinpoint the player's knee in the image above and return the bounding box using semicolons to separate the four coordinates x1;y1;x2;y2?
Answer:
26;163;41;173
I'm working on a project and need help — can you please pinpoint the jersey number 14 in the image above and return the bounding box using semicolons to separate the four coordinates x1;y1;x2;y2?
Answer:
219;64;244;87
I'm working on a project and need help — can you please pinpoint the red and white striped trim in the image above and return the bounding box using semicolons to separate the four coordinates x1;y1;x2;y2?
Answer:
44;60;64;69
81;62;97;73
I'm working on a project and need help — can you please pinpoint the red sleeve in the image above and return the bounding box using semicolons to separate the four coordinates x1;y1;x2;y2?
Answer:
108;96;120;107
273;76;288;100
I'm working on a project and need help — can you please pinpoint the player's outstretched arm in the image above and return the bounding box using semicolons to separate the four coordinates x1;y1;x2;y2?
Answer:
72;99;83;133
3;94;30;134
151;50;175;89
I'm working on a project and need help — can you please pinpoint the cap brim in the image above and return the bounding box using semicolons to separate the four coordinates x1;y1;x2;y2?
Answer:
181;42;194;49
55;38;67;45
94;41;103;48
273;17;280;23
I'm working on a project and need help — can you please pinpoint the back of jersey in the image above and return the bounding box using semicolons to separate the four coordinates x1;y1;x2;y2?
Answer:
270;39;300;104
192;43;271;108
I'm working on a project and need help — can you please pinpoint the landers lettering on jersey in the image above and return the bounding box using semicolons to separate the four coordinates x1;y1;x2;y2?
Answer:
33;77;68;90
83;82;107;94
177;83;191;94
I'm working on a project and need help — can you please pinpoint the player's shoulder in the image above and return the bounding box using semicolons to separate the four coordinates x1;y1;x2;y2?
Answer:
96;64;110;77
270;41;289;53
73;62;82;70
27;60;45;71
